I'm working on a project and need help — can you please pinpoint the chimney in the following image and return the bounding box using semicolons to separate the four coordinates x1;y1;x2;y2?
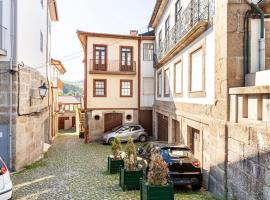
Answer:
130;30;138;36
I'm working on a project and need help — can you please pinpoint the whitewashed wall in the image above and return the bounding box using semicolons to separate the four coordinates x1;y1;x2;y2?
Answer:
140;40;155;108
155;28;215;105
0;0;12;62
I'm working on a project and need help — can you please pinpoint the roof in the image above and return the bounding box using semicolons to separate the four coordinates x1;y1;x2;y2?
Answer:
139;30;155;36
77;30;155;48
48;0;59;21
148;0;169;28
51;59;66;75
59;96;82;104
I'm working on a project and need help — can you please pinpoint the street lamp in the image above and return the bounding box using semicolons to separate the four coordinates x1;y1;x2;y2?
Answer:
30;83;48;106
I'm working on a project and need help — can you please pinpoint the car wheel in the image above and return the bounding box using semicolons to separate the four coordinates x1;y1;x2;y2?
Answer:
191;184;202;190
108;138;114;145
139;135;147;142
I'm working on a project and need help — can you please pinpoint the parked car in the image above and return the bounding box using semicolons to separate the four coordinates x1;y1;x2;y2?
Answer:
137;142;203;190
0;157;12;200
103;124;148;145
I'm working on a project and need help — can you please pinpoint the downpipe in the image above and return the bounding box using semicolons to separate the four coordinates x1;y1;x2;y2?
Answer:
245;0;265;71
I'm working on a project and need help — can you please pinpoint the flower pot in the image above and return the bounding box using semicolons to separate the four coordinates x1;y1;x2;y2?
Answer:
119;168;143;191
107;156;124;174
140;179;174;200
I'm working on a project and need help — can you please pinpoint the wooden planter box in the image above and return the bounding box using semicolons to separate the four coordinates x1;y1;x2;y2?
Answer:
140;180;174;200
119;168;143;191
107;156;124;174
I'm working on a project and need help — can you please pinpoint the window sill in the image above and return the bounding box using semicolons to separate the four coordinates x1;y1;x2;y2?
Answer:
188;91;206;98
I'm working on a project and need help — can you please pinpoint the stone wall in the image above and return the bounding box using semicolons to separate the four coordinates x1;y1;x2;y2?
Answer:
153;100;227;198
265;21;270;70
0;63;50;170
227;123;270;200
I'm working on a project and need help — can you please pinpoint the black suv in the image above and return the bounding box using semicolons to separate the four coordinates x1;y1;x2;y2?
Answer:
137;142;203;190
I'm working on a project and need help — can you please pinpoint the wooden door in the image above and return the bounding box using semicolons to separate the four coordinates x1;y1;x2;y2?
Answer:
104;113;123;132
120;47;133;71
139;110;153;136
72;116;76;128
157;113;168;141
172;119;180;143
94;45;107;70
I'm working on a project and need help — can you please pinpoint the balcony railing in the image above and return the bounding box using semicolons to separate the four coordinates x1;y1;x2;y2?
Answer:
0;25;7;55
156;0;210;61
89;59;136;75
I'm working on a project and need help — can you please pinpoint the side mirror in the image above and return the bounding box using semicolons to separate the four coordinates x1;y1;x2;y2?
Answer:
137;147;144;155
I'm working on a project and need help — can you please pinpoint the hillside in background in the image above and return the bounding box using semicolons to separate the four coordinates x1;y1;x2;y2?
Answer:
62;80;84;96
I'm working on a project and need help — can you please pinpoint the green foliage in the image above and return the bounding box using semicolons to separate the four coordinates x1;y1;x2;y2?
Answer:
62;81;83;96
111;137;122;160
124;137;138;171
147;150;169;186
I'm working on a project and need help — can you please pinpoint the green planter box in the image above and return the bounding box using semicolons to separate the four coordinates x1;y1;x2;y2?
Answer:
140;180;174;200
119;168;143;191
107;156;124;174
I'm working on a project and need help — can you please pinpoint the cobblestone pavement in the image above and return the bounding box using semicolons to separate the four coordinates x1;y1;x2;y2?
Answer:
12;131;215;200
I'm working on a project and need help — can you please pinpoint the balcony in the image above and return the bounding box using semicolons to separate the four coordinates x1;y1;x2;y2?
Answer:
0;25;7;56
89;59;136;75
155;0;211;66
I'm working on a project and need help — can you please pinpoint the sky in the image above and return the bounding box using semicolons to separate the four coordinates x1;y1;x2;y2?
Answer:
51;0;156;82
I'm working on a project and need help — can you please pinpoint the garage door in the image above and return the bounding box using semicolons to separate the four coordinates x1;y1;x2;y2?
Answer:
157;113;168;141
104;113;123;132
139;110;153;136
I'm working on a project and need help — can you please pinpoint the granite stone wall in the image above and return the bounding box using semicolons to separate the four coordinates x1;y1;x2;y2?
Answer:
0;63;50;170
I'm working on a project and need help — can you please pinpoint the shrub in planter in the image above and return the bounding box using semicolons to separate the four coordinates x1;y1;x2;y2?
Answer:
107;137;124;174
140;150;174;200
119;137;143;191
79;132;84;139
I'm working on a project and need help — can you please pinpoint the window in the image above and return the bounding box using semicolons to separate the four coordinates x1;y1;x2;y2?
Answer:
164;68;170;97
93;79;106;97
130;125;140;131
143;77;154;95
189;47;205;96
120;46;133;71
40;31;43;52
120;80;133;97
126;115;132;121
157;71;162;97
174;60;182;95
93;45;107;70
165;16;170;38
158;30;162;48
175;0;182;22
143;43;154;61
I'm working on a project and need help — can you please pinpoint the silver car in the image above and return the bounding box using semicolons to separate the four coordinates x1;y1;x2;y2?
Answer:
103;124;148;144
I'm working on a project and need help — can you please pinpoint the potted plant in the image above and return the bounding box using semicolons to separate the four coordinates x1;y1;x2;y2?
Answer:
140;150;174;200
119;137;143;191
107;137;124;174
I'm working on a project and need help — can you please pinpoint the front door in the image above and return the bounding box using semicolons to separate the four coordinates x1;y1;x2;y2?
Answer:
104;113;123;132
191;128;201;160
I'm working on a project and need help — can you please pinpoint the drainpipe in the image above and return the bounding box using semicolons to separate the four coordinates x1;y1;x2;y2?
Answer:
8;0;16;170
246;0;265;71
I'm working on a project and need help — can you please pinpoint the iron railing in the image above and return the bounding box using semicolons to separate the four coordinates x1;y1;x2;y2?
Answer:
0;25;7;52
89;59;136;73
156;0;210;61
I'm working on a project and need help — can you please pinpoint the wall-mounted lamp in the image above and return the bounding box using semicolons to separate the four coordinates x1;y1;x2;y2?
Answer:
30;83;48;106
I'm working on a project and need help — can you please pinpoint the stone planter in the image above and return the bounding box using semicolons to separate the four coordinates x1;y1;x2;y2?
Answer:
140;180;174;200
107;156;124;174
119;168;143;191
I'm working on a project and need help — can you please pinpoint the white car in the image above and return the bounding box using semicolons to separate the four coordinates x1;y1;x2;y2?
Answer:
0;157;12;200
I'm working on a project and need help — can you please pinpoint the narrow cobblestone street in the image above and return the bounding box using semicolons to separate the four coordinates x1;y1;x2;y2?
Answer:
11;131;215;200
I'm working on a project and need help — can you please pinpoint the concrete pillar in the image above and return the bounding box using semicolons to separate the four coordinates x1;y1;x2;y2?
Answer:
230;95;238;123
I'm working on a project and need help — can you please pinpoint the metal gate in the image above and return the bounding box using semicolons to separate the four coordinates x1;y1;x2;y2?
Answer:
0;125;9;168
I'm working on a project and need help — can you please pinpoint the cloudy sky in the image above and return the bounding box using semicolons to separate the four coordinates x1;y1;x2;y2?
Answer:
51;0;156;82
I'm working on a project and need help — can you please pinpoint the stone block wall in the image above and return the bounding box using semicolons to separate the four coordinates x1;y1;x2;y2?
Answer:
227;123;270;200
0;63;50;170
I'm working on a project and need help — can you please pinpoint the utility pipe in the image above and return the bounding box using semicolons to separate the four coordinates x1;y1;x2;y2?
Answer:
246;0;265;71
